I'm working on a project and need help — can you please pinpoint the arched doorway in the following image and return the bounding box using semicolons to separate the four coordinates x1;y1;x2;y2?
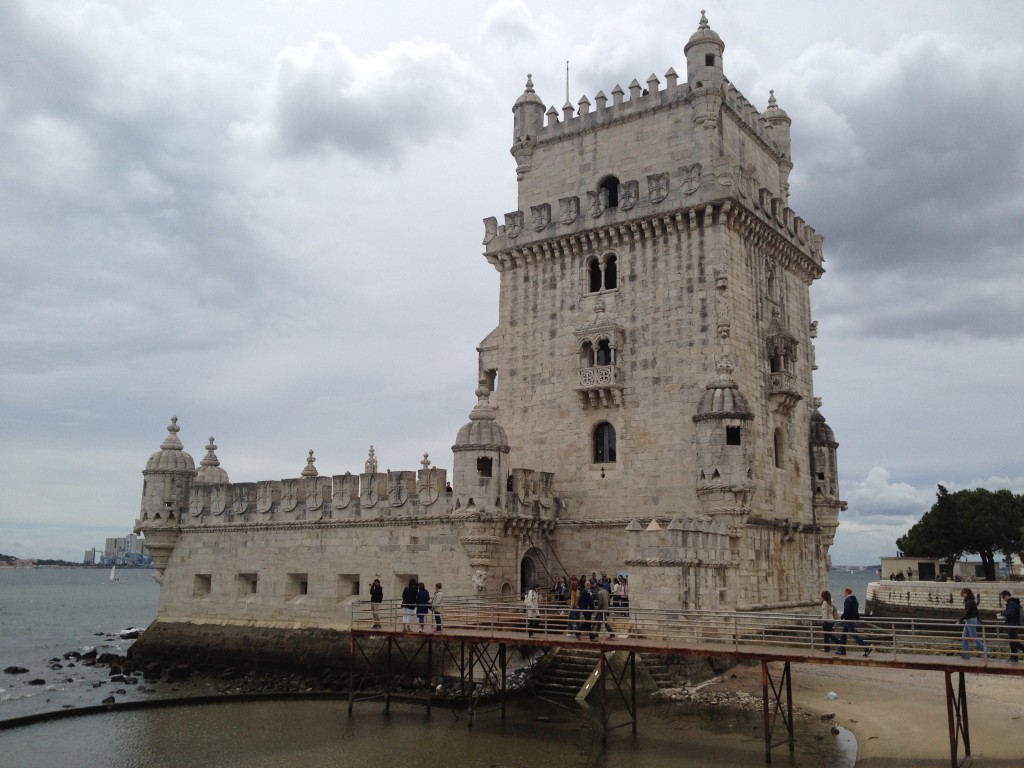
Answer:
520;547;546;595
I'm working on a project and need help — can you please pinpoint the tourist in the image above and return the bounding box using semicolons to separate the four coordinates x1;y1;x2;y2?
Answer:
618;575;629;612
431;582;444;632
594;582;616;640
610;576;622;608
524;583;541;637
996;590;1022;663
552;575;567;610
578;579;596;641
369;578;383;629
401;577;417;631
567;577;580;637
958;588;987;659
906;567;913;580
819;590;841;653
838;587;871;657
415;582;431;632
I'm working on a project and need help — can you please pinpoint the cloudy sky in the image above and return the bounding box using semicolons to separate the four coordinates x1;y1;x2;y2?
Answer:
2;1;1022;566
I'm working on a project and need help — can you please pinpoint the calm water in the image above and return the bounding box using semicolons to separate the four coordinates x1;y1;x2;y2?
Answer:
0;567;856;767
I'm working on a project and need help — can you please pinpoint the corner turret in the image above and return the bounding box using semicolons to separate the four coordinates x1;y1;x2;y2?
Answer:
684;10;725;90
511;74;544;181
764;90;793;200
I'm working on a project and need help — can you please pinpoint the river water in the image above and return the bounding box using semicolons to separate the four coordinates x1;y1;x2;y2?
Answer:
1;567;856;767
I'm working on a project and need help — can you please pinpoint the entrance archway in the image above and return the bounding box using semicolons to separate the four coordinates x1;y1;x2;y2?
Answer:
520;547;546;594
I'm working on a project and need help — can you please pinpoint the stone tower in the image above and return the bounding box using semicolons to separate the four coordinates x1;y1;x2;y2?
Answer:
478;12;845;610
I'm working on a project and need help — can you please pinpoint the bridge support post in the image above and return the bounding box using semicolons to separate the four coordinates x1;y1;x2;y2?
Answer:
944;670;970;768
761;660;793;763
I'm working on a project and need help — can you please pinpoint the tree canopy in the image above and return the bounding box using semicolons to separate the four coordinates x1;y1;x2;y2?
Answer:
896;486;1024;580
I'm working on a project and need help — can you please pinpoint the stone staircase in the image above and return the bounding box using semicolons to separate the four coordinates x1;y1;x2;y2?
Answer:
530;648;602;698
530;648;676;700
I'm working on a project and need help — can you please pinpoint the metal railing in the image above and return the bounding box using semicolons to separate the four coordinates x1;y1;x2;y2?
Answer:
350;597;1020;663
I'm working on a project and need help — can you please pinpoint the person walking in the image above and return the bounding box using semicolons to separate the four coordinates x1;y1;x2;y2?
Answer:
997;589;1022;663
819;589;842;653
524;583;541;637
594;582;616;639
431;582;444;632
566;577;580;637
838;587;871;657
578;579;596;641
415;582;431;632
401;577;417;631
369;578;383;629
959;587;987;659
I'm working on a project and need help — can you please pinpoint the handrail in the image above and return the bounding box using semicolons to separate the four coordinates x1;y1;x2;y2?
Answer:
351;598;1020;662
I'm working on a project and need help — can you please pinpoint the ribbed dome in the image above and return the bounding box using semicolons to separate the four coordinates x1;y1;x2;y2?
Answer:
453;387;510;451
194;436;229;485
513;74;545;110
693;362;753;421
684;10;724;54
810;408;837;447
145;417;196;473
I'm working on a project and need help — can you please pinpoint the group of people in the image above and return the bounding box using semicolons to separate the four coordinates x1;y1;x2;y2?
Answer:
819;588;872;656
958;587;1022;662
367;577;446;632
551;573;629;610
820;586;1023;662
525;575;618;641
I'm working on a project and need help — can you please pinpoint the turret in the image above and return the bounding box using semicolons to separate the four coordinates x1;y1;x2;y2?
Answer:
764;90;793;201
511;74;545;181
684;10;725;90
135;417;195;581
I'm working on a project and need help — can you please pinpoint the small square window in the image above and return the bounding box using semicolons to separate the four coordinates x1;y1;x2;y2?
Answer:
337;574;360;601
193;574;212;599
705;54;715;67
287;572;309;601
237;573;258;599
726;426;741;446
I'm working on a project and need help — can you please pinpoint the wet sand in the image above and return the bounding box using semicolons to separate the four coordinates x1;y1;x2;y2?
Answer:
707;661;1024;766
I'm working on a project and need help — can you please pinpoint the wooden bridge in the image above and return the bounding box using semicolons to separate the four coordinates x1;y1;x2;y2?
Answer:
347;598;1023;766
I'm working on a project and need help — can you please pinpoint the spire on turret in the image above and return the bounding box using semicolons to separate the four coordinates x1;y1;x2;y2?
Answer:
301;450;318;477
364;446;378;474
684;10;725;90
195;435;230;485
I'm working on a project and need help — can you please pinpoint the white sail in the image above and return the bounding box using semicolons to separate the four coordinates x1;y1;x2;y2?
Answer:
109;565;118;582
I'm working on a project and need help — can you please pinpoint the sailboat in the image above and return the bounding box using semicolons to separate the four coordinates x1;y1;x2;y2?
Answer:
109;565;119;582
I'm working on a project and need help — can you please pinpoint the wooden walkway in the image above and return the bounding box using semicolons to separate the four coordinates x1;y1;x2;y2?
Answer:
347;598;1023;766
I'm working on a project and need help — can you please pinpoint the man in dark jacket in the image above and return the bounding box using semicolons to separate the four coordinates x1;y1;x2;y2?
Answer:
997;590;1022;663
838;587;871;657
370;578;384;628
401;578;418;631
577;580;595;641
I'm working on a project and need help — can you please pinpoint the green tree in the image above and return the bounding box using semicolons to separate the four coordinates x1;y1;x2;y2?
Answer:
897;486;1024;580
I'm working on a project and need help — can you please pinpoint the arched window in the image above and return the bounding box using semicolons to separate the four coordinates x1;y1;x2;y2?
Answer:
596;339;612;366
604;254;617;289
580;340;595;367
588;257;602;293
773;428;784;469
593;422;617;463
600;176;619;208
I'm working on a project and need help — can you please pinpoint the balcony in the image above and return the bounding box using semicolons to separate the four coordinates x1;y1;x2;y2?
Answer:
576;365;623;408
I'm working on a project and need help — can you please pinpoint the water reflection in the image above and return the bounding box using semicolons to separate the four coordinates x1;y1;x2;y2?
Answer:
1;697;854;768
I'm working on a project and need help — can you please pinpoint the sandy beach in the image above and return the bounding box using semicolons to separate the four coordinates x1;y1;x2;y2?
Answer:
707;660;1024;766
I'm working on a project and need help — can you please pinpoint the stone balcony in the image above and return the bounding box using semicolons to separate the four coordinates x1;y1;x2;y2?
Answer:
766;369;802;415
576;365;623;408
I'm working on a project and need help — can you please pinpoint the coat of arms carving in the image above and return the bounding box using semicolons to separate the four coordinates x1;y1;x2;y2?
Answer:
504;211;523;238
619;180;639;211
681;163;702;195
530;203;551;232
648;173;669;203
559;196;579;225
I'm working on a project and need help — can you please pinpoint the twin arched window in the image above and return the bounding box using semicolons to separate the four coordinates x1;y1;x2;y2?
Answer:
587;254;618;293
580;338;614;367
593;422;616;464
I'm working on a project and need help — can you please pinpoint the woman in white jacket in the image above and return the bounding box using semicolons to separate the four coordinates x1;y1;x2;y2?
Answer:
524;584;541;637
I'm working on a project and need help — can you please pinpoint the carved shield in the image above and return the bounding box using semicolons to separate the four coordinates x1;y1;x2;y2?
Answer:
279;479;298;514
256;483;274;516
559;196;580;225
482;216;497;245
305;477;324;514
232;486;251;517
587;189;606;218
681;163;702;195
619;180;639;211
418;467;441;506
530;203;551;232
210;487;227;516
647;172;669;203
189;486;205;518
504;211;523;239
333;473;354;511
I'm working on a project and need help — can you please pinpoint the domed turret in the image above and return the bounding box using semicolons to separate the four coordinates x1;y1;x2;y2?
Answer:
194;436;229;485
145;416;196;474
452;385;510;517
684;10;725;89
